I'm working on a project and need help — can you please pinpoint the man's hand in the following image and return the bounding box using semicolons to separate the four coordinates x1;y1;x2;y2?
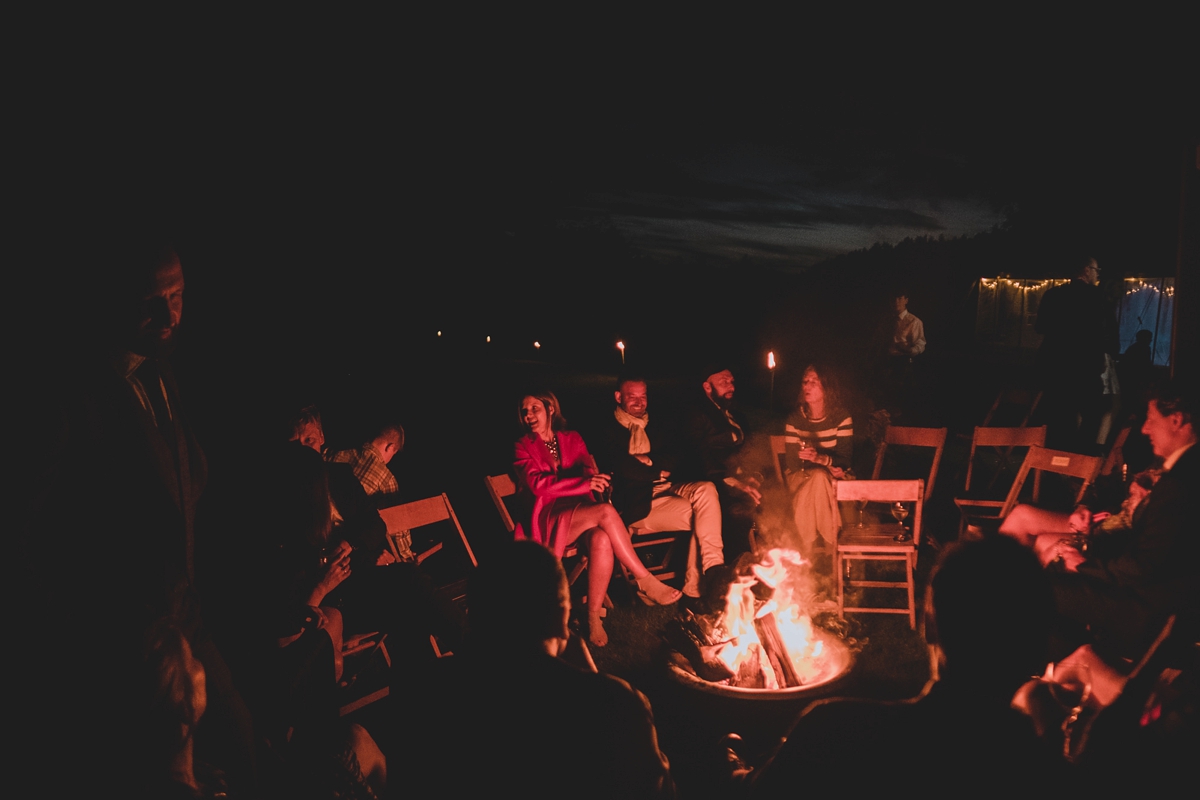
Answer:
589;473;612;494
634;454;653;466
659;470;671;481
1040;539;1085;571
728;478;762;505
375;551;397;566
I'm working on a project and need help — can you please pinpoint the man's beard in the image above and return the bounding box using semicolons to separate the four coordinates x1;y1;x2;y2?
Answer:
709;390;734;410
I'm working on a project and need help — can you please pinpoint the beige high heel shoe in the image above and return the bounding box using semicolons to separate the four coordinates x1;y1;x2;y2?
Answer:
635;574;682;606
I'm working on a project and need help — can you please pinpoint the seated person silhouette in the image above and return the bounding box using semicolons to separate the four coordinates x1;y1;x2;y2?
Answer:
737;537;1062;796
389;541;674;798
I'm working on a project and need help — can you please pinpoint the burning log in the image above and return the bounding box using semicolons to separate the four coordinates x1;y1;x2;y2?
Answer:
664;613;736;683
754;611;802;688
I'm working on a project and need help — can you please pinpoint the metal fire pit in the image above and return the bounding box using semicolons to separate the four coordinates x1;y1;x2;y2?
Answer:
665;627;854;701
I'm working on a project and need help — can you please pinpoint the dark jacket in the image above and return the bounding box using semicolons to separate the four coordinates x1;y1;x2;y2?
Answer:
683;395;747;486
1035;278;1118;380
1054;445;1199;654
595;412;682;525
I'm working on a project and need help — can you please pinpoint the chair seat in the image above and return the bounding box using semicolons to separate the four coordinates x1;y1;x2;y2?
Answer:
837;527;917;552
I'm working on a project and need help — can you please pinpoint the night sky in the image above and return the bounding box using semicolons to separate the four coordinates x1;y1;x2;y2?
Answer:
16;28;1196;385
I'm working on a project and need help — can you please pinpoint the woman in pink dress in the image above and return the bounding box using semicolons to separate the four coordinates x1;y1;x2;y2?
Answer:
513;391;681;646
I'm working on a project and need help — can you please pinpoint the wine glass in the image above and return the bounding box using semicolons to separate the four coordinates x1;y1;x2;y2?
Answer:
891;502;910;542
1047;661;1092;762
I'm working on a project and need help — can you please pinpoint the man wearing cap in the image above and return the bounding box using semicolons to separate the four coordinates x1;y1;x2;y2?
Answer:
597;375;725;604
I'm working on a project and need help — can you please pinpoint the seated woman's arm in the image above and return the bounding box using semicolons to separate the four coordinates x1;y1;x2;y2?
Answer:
824;415;853;470
513;437;593;498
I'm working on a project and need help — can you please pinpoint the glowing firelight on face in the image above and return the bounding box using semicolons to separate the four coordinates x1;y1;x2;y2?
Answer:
767;351;776;370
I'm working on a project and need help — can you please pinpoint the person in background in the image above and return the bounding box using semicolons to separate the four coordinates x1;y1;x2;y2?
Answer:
597;375;724;610
880;289;926;415
512;391;681;647
1035;256;1118;452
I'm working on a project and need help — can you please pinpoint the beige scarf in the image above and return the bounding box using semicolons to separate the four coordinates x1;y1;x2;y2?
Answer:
614;407;652;459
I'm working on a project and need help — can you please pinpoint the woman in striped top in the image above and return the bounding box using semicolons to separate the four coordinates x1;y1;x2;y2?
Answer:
783;364;853;571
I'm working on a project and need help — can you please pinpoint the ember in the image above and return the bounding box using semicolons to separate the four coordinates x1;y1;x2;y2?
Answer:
666;549;852;694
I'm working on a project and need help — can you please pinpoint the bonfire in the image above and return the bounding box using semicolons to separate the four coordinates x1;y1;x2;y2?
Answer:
666;548;849;691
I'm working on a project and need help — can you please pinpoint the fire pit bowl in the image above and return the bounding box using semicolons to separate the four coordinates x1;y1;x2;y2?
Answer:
665;625;854;701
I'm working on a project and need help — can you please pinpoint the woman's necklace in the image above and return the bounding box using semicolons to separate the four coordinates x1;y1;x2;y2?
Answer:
543;433;560;463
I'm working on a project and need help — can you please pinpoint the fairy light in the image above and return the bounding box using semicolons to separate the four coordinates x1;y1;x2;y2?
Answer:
979;277;1069;292
1124;279;1175;297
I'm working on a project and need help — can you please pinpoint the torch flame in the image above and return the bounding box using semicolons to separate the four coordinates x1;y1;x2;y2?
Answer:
533;341;541;349
616;341;625;351
768;351;776;370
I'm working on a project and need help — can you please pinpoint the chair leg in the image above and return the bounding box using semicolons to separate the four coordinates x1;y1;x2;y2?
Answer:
905;552;916;629
836;552;845;619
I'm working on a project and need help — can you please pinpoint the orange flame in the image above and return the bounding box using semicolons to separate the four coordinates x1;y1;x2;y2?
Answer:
713;548;829;687
768;351;776;370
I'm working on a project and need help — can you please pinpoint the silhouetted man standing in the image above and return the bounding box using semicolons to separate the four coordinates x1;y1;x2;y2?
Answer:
30;242;254;790
1036;256;1118;451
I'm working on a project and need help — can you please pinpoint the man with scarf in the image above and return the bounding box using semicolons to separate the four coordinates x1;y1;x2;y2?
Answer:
597;375;725;605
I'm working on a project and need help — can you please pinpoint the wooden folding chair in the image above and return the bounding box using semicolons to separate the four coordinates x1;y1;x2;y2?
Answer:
871;426;948;499
954;426;1047;536
378;493;478;569
981;387;1043;428
1100;425;1133;478
484;474;613;609
769;435;788;485
997;446;1104;520
835;479;924;629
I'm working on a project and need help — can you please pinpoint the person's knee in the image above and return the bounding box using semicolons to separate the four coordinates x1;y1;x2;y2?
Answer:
693;481;719;506
601;504;625;528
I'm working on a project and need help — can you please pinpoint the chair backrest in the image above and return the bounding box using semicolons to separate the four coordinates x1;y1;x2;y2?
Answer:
378;493;478;568
484;473;518;534
999;446;1103;518
871;426;948;499
836;479;925;546
1100;425;1133;477
769;435;787;484
981;387;1043;428
964;425;1048;492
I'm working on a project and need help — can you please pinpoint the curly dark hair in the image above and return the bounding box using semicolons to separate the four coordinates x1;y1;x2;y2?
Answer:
798;362;844;417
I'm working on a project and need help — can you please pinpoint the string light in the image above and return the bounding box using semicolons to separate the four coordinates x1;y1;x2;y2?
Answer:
1124;279;1174;297
979;277;1069;292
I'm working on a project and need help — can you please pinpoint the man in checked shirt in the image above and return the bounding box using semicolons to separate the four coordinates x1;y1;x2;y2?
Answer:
328;420;410;559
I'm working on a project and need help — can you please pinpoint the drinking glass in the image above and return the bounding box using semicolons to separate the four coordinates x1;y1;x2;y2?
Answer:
856;499;869;528
891;502;911;542
1047;661;1092;762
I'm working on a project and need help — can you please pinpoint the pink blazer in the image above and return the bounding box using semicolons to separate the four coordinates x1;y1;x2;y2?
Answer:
512;430;597;557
